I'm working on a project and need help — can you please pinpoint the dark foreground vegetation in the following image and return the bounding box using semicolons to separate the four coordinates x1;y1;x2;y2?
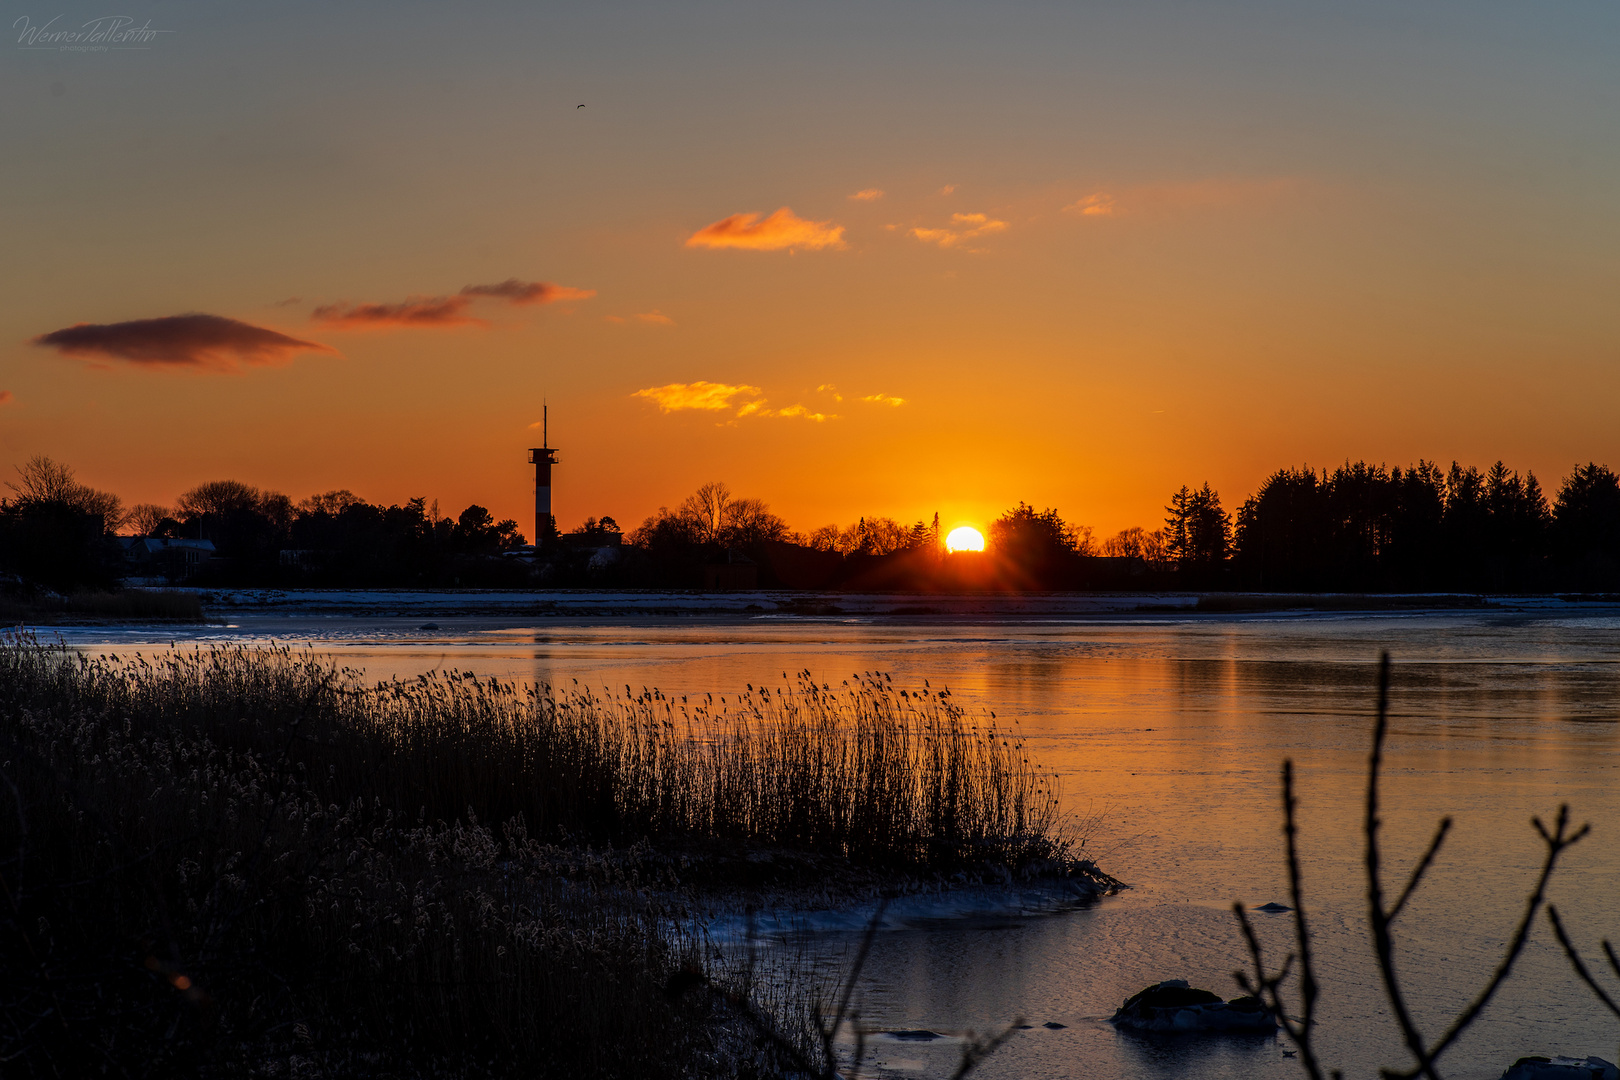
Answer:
1235;656;1620;1079
0;636;1094;1077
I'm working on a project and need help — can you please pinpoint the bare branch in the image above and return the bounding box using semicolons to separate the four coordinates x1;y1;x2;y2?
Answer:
1387;817;1451;924
1546;906;1620;1019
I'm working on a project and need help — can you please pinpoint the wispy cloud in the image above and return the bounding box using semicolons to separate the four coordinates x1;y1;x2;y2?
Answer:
608;309;675;326
32;314;336;372
1064;177;1302;219
313;278;594;329
911;212;1008;250
862;393;905;406
459;279;596;306
686;207;846;251
770;404;832;421
0;390;12;405
1065;192;1117;216
817;382;843;402
313;296;479;329
848;188;885;202
635;381;835;421
940;185;956;195
634;381;762;412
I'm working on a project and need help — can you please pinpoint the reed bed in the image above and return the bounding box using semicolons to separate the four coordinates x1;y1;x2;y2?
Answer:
0;635;1081;1077
3;639;1069;871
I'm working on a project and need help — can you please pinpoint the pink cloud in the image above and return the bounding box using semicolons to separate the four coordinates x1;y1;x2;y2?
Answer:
32;314;336;372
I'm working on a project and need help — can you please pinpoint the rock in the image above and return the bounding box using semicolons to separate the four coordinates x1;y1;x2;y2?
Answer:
1256;902;1292;913
1042;1021;1067;1029
1501;1056;1620;1080
1110;980;1278;1034
418;622;440;630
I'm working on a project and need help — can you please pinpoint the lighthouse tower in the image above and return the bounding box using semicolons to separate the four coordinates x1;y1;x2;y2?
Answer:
528;405;558;549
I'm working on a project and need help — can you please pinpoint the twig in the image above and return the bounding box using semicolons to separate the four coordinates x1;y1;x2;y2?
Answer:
1233;758;1338;1080
1365;653;1589;1080
1546;906;1620;1019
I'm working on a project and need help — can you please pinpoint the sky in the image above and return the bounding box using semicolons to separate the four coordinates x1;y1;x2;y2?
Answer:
2;1;1617;540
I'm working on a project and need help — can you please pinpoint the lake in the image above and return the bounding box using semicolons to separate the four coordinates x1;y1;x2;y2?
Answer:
49;591;1620;1079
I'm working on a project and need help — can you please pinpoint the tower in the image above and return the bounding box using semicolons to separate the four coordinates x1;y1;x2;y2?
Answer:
528;405;558;549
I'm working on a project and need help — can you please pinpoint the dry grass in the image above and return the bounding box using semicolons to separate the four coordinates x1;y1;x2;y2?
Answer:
0;635;1080;1077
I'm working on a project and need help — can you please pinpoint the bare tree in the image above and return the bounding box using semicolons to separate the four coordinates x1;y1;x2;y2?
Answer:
678;481;732;544
176;479;264;519
6;455;125;532
126;503;174;536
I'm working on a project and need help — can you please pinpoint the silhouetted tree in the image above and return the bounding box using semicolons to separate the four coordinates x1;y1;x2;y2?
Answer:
0;456;124;590
1553;463;1620;589
1166;484;1230;580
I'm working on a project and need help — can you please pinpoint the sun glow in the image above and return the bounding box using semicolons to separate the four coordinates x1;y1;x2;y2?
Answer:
945;526;985;552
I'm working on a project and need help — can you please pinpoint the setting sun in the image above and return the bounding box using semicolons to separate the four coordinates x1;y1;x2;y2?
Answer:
945;526;985;552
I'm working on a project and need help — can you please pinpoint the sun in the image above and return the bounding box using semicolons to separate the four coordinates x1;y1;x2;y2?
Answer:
945;525;985;553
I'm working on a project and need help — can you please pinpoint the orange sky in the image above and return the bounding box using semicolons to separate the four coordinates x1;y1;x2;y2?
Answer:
3;3;1617;541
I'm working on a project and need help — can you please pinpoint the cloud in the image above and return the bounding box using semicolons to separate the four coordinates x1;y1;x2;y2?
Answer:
849;188;885;202
459;279;596;306
910;212;1008;249
312;278;595;330
862;393;905;406
32;314;336;372
940;185;956;195
634;381;835;422
817;382;843;402
0;390;11;405
1065;192;1117;216
634;381;762;412
685;207;846;251
771;404;831;421
607;309;675;326
1062;177;1302;219
271;296;303;307
313;295;479;329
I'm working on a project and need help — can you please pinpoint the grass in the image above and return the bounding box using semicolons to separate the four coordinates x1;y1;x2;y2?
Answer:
0;635;1091;1077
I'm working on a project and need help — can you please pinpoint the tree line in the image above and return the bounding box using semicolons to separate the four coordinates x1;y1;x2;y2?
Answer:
6;453;1620;593
1130;460;1620;591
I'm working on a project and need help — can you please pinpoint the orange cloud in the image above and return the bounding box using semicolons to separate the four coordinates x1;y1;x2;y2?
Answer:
635;310;674;326
313;295;479;329
862;393;905;406
1065;192;1117;216
910;212;1008;249
459;279;596;305
634;382;835;421
634;381;762;412
1063;177;1301;218
770;404;832;421
32;314;336;372
685;207;846;251
849;188;885;202
0;390;11;405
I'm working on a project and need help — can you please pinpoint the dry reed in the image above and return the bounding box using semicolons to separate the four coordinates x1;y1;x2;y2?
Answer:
0;634;1080;1077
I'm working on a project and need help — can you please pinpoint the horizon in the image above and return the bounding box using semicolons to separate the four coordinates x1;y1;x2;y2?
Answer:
4;2;1617;539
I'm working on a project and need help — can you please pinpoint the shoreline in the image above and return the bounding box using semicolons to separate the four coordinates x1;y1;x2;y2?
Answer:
62;587;1620;625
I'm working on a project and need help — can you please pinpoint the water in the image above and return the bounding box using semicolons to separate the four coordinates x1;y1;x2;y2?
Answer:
51;593;1620;1079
